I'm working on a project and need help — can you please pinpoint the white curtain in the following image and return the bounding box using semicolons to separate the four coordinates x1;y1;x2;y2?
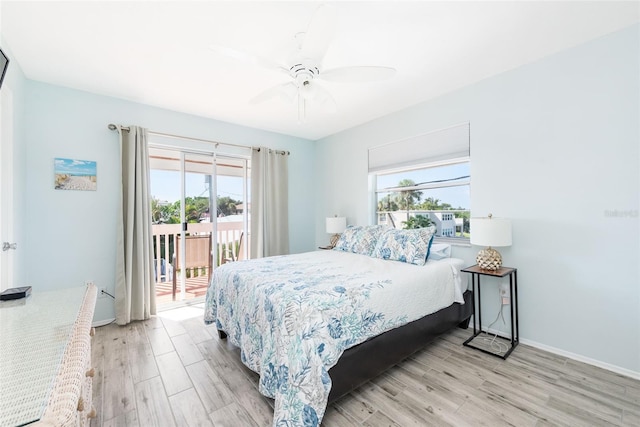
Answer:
115;125;156;325
250;147;289;258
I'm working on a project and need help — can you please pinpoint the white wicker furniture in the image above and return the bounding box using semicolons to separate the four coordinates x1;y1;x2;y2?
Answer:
0;284;97;427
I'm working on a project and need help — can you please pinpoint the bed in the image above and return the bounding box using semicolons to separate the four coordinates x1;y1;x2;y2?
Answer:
204;225;472;427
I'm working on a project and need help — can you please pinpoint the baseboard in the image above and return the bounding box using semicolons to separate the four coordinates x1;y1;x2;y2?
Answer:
473;318;640;381
518;337;640;381
92;317;116;327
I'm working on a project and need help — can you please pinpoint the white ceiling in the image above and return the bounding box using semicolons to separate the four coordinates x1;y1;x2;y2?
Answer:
2;1;638;140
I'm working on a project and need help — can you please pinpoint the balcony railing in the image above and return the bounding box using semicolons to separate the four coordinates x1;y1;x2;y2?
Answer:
152;220;245;304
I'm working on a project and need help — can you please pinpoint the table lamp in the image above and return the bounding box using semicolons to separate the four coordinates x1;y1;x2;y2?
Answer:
326;216;347;248
470;214;512;271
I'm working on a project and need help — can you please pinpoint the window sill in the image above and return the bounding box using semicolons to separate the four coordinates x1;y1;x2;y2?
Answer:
434;237;471;247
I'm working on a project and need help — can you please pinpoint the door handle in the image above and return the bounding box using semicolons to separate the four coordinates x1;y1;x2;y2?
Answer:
2;242;17;251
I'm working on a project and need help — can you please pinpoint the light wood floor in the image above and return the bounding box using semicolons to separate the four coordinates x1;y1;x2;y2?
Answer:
90;303;640;426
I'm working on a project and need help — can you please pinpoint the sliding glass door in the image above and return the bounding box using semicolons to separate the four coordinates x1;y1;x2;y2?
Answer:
149;146;249;305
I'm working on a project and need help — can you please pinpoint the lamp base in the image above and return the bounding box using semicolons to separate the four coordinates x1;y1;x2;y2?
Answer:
476;247;502;271
329;234;341;248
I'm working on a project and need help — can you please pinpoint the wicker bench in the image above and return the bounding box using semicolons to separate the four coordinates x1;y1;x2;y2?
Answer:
34;284;97;427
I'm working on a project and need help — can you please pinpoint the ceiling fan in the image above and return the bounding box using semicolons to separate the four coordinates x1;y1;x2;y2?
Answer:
211;4;396;121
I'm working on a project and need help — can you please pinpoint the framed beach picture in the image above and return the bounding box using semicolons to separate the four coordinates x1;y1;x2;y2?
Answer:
54;158;97;191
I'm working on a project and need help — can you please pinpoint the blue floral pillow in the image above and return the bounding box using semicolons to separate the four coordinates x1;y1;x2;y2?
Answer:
372;226;436;266
333;226;359;252
333;225;387;256
350;225;387;256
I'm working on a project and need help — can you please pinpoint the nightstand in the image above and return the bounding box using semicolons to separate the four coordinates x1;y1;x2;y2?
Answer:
461;265;519;359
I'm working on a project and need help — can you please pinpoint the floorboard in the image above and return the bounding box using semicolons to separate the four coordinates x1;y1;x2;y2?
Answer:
133;376;176;427
168;388;214;427
91;303;640;426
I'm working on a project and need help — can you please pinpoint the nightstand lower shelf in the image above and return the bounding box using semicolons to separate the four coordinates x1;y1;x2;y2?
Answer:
463;330;518;359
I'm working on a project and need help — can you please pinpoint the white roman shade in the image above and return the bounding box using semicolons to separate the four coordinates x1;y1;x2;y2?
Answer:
368;122;470;173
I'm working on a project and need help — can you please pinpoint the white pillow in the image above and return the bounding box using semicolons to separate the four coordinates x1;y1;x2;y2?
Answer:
428;243;451;260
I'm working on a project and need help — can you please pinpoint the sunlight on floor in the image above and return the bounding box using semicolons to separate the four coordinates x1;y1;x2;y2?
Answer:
157;305;204;322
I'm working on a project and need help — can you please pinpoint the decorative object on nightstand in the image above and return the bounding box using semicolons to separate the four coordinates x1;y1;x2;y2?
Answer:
325;215;346;248
470;214;512;271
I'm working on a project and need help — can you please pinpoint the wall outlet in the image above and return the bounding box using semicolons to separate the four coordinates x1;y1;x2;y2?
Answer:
499;282;510;305
86;280;105;298
499;282;510;297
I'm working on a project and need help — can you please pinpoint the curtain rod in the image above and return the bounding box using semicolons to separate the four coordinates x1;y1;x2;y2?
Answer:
107;123;290;156
254;147;290;156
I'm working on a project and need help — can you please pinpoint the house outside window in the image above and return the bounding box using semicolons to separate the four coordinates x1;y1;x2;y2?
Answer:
374;160;470;241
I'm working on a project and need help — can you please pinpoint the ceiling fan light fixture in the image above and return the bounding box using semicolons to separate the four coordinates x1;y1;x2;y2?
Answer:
299;80;317;100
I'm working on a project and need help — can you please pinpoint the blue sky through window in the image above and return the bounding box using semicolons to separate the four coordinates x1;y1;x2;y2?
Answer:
150;170;245;204
376;162;470;209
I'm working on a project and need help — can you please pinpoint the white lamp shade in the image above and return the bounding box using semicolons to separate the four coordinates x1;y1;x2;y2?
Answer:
470;217;512;247
326;217;347;234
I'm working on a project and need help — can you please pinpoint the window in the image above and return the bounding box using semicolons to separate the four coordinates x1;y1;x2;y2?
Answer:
374;160;470;240
368;122;470;241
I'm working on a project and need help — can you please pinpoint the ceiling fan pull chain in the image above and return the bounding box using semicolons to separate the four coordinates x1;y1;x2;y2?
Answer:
297;95;306;123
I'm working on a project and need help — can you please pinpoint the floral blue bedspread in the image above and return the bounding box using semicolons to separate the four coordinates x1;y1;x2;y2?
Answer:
204;250;457;426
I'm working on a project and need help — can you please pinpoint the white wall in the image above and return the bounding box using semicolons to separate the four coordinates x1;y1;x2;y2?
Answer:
314;24;640;375
21;82;315;323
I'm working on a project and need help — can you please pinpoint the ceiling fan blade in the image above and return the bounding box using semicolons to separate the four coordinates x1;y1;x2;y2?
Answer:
210;45;289;75
300;4;337;63
312;83;337;113
250;82;297;105
321;66;396;83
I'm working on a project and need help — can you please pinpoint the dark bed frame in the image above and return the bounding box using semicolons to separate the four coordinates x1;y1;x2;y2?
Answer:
217;289;473;405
